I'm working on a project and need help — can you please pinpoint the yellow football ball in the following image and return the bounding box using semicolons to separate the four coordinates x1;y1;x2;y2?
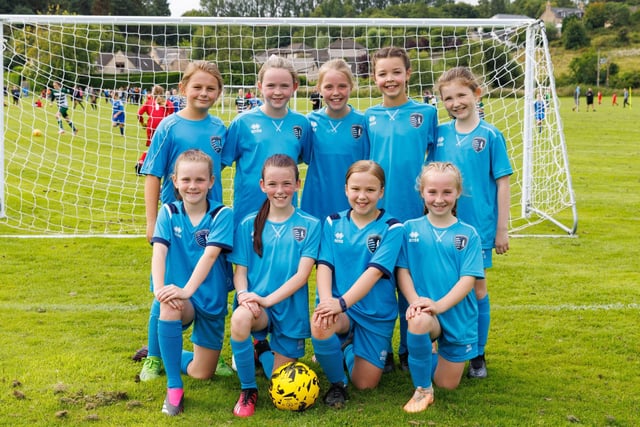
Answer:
269;361;319;411
32;129;43;137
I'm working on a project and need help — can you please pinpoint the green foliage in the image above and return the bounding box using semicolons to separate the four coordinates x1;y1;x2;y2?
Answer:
569;49;599;84
584;2;608;29
562;16;590;50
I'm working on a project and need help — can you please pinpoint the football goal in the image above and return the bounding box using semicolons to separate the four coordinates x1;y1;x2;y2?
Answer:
0;15;577;236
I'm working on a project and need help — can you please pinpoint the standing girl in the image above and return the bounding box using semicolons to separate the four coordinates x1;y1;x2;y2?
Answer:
432;67;513;379
140;61;226;242
148;149;234;416
397;162;484;413
222;55;311;226
365;46;438;371
111;90;125;136
302;58;369;221
229;154;320;418
311;160;404;409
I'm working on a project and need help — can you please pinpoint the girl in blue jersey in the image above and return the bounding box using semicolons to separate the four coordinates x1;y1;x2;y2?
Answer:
111;90;125;136
222;55;311;226
229;154;321;418
140;61;227;242
311;160;404;409
365;46;438;371
147;149;234;416
432;67;513;379
302;58;369;220
139;61;232;379
397;162;484;413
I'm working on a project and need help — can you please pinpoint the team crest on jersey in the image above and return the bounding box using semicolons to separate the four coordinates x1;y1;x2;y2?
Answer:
409;113;423;128
472;137;486;152
293;125;303;140
195;229;210;248
454;234;468;250
292;226;307;242
367;234;382;253
210;136;223;153
351;124;363;139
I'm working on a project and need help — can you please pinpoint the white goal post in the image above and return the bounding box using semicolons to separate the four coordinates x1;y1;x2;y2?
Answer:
0;15;577;236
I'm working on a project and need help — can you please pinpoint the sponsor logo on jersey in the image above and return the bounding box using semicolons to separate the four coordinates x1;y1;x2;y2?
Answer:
293;125;303;140
334;231;344;244
351;124;363;139
408;231;420;243
472;137;486;153
436;135;445;147
293;226;307;242
367;234;382;253
250;123;262;134
368;116;377;127
210;136;223;153
173;225;182;239
454;234;468;250
195;229;209;248
310;120;318;132
409;113;423;128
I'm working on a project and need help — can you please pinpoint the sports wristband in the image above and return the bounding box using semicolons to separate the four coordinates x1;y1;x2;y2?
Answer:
237;290;247;296
338;296;348;312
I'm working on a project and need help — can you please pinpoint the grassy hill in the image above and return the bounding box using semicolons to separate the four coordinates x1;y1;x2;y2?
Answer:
548;28;640;94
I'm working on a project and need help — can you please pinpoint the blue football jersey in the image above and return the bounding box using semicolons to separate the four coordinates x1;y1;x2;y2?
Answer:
141;113;226;204
222;108;311;225
433;120;513;248
229;208;321;339
151;201;234;316
365;99;437;222
301;106;369;220
398;216;484;345
318;209;404;338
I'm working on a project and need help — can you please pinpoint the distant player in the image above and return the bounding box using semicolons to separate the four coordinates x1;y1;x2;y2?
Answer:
302;58;369;220
229;154;321;418
138;85;174;147
311;160;404;409
397;162;484;413
111;90;125;136
432;67;513;379
50;81;78;135
534;94;546;133
222;55;311;226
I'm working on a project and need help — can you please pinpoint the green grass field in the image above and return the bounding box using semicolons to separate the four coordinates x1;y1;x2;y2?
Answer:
1;96;639;426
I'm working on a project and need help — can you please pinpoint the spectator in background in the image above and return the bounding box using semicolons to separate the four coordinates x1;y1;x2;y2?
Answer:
309;86;322;111
585;88;595;112
572;85;580;112
235;88;248;113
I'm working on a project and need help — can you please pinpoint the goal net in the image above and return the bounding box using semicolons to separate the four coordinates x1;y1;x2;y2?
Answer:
0;15;577;236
